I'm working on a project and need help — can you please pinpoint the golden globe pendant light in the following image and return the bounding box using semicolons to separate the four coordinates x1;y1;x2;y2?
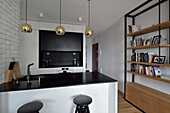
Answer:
85;0;93;37
56;0;65;35
20;23;32;32
85;28;93;36
56;26;65;35
20;0;32;33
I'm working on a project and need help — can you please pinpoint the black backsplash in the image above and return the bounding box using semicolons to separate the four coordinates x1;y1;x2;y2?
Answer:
39;30;83;68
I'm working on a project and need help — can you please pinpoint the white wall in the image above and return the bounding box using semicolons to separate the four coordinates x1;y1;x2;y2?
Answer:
93;18;124;92
20;20;86;75
86;38;92;72
0;0;20;84
95;1;170;94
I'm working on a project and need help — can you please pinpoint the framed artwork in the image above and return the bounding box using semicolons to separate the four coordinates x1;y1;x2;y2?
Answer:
152;56;166;64
143;37;152;46
152;35;161;45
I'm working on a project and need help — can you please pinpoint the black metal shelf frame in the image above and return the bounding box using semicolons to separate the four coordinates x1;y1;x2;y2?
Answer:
124;0;170;112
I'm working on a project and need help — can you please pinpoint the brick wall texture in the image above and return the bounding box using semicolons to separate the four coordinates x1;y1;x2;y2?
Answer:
0;0;20;84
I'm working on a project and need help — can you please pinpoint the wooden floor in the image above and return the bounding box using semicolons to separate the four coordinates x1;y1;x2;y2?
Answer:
118;92;142;113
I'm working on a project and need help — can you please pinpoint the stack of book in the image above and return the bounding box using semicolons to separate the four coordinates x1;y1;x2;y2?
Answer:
130;38;143;47
131;64;161;77
131;52;157;63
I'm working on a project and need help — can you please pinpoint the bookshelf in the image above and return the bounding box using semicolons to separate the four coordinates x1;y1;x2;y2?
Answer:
126;21;170;37
124;0;170;112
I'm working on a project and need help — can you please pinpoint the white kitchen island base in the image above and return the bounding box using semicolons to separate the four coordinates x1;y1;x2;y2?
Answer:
0;82;117;113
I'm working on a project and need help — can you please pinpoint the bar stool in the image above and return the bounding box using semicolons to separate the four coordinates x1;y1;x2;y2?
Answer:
73;95;92;113
17;101;43;113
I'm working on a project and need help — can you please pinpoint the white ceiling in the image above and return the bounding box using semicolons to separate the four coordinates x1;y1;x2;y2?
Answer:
20;0;146;36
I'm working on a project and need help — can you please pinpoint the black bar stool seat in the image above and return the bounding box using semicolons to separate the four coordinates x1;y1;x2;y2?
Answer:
17;101;43;113
74;95;92;113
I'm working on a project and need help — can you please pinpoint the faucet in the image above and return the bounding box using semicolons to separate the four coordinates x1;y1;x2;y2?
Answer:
26;63;34;84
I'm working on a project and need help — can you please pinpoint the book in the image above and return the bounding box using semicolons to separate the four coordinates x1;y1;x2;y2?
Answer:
142;65;145;74
131;64;135;72
131;53;136;61
136;38;143;47
140;53;145;62
149;66;153;75
153;66;161;77
135;64;138;72
130;40;133;47
134;40;136;47
144;53;149;62
136;53;140;62
145;66;149;75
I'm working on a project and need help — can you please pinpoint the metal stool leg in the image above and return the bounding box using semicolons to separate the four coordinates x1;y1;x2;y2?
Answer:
79;106;84;113
75;106;79;113
75;105;90;113
83;106;90;113
86;106;90;113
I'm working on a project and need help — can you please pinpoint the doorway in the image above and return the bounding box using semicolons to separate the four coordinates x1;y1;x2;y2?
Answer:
92;43;98;72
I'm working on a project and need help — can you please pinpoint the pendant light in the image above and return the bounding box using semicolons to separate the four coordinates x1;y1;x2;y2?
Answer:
20;0;32;33
56;0;65;35
85;0;93;37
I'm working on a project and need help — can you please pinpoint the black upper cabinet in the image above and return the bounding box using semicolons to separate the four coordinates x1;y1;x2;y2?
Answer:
39;30;83;68
40;30;83;52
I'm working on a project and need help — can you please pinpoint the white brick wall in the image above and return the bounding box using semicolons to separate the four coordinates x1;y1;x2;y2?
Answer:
0;0;20;84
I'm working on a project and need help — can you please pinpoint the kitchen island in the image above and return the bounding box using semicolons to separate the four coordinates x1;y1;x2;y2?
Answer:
0;72;118;113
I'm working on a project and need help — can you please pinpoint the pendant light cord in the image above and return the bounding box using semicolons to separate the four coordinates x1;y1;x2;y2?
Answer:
60;0;61;26
26;0;27;23
88;0;91;28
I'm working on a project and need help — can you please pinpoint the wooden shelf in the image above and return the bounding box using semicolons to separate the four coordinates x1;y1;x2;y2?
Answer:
126;61;170;67
126;44;170;49
126;71;170;84
126;21;170;37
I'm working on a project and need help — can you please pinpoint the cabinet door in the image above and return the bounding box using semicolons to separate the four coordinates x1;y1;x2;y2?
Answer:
159;99;170;113
139;90;159;113
126;84;139;107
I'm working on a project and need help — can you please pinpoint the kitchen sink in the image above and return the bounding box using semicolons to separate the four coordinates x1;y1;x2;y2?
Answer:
17;75;46;81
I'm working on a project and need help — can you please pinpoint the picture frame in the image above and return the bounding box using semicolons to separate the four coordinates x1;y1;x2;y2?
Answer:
143;37;152;46
152;56;166;64
152;35;161;45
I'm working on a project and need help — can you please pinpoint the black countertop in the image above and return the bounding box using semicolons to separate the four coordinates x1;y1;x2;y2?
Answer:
0;72;117;92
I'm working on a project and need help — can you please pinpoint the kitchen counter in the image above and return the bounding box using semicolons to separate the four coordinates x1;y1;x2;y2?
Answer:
0;72;118;113
0;72;117;92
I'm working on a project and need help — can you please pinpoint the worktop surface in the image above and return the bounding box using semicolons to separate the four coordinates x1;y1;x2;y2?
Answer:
0;72;117;92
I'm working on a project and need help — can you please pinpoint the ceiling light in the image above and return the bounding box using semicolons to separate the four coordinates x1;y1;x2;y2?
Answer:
85;0;93;37
56;0;65;35
20;0;32;33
